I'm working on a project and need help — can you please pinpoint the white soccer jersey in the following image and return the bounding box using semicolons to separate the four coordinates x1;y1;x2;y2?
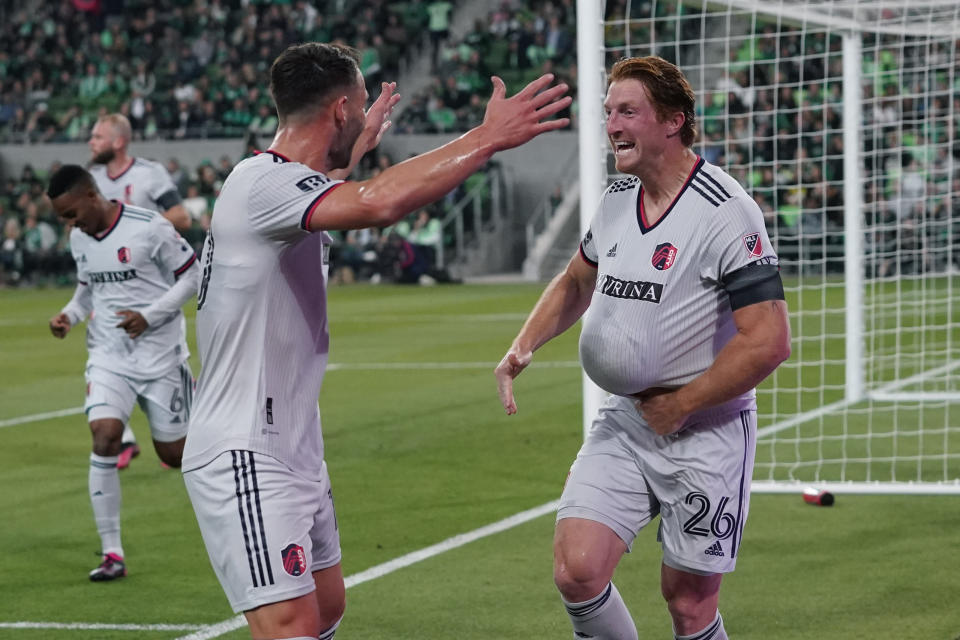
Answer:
68;204;196;379
182;151;343;480
578;156;777;415
90;157;182;212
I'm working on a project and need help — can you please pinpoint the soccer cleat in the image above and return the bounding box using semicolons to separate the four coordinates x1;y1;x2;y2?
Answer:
116;442;140;470
89;553;127;581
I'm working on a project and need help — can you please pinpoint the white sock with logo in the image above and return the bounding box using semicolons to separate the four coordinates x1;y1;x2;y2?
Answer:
89;453;123;557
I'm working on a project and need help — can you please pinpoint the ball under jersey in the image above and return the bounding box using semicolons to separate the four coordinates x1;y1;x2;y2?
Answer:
578;156;778;417
89;157;182;212
69;203;196;379
182;151;343;480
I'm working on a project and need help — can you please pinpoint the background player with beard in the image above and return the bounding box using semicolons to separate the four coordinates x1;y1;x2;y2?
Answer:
181;42;571;640
47;165;200;582
87;113;192;469
495;56;791;640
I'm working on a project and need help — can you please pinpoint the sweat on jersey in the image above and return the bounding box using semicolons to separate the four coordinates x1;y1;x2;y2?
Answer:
90;157;183;212
182;151;343;481
64;203;197;380
577;156;778;418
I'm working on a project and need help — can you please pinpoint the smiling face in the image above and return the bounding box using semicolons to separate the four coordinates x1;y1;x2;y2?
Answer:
604;78;671;175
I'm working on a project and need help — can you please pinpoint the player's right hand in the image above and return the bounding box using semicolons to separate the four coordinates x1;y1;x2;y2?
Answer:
495;349;533;415
49;313;71;339
481;74;571;152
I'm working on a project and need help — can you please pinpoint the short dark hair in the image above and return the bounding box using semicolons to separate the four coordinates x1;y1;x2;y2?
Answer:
47;164;97;199
609;56;698;147
270;43;361;122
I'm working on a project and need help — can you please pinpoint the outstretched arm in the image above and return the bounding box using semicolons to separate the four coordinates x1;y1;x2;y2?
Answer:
312;74;572;231
162;204;192;231
495;252;597;414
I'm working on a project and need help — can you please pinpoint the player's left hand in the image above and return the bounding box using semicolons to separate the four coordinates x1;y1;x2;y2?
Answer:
359;81;401;153
116;310;148;338
632;388;687;436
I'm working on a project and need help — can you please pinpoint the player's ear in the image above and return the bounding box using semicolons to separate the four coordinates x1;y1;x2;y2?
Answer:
332;95;349;129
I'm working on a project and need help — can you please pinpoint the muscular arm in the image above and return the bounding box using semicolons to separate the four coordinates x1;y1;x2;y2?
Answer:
637;299;791;435
311;74;571;231
495;253;597;414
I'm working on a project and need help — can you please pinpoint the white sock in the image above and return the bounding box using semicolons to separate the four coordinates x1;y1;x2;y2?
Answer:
89;453;123;557
562;582;638;640
675;612;727;640
121;424;137;445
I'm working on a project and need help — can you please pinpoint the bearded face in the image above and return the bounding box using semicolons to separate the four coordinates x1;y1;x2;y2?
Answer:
90;148;116;165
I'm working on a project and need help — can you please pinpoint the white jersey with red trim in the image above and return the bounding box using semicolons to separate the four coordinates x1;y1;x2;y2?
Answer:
577;156;777;416
68;203;196;379
90;157;180;211
183;151;343;479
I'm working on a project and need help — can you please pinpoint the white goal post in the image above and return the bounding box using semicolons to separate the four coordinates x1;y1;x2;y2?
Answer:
576;0;960;493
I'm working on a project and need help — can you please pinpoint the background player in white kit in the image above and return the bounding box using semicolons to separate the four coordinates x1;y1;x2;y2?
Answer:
47;165;200;581
88;112;192;468
495;57;791;640
182;42;570;640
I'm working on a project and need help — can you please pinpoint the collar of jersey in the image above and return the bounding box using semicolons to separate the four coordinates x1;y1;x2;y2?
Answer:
636;155;703;234
94;202;124;241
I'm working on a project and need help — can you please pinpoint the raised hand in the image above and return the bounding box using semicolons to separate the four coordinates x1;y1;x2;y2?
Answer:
360;81;401;154
494;348;534;415
481;74;572;152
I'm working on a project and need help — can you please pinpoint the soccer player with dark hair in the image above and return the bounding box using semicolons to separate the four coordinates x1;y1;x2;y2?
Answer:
495;56;791;640
88;112;192;467
181;42;570;639
47;164;200;582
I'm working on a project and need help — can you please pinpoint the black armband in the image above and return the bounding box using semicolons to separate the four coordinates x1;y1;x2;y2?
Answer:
156;189;183;211
721;262;784;310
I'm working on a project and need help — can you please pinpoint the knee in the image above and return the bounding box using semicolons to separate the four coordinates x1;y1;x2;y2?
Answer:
553;549;609;603
155;439;184;467
89;420;123;456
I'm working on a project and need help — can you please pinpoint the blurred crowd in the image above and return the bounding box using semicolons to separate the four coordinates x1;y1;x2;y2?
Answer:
0;0;458;143
603;0;960;276
3;0;960;285
0;143;490;286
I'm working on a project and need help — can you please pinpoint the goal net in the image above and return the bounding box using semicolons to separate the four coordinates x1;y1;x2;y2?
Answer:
578;0;960;493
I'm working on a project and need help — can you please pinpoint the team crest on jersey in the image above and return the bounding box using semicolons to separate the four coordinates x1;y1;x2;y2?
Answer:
117;247;131;264
281;543;307;577
651;243;678;270
742;233;762;258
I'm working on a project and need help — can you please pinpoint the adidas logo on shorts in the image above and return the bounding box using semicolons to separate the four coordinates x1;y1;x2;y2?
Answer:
704;541;725;557
606;243;618;257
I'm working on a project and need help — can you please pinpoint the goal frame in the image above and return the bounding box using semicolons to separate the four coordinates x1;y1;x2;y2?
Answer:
575;0;960;494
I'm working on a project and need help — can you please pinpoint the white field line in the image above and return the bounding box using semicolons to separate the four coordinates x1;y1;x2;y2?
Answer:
0;622;202;631
173;500;561;640
0;362;581;430
0;407;85;429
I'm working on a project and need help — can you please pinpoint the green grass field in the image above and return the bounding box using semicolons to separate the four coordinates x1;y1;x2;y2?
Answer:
1;284;958;640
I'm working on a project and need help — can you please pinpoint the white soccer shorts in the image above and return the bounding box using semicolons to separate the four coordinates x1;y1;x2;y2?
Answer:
183;451;342;613
557;394;756;575
83;363;192;442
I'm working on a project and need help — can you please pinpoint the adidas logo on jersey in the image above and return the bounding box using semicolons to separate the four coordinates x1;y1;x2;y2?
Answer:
606;243;618;257
704;541;724;557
